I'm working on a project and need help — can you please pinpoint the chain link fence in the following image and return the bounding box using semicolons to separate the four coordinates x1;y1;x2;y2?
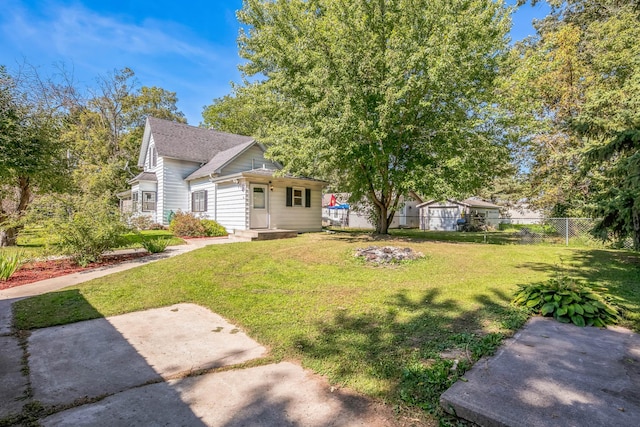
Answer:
323;210;634;250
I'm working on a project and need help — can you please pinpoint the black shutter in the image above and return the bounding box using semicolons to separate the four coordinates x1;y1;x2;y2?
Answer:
286;187;293;207
305;188;311;208
191;192;195;212
204;190;208;212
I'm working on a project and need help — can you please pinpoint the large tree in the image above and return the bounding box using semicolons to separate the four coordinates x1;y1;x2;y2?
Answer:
506;0;640;247
235;0;512;233
64;68;186;198
0;66;71;246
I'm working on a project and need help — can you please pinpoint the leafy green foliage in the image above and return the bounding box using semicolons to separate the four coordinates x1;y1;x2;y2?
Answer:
0;250;24;280
49;197;129;267
168;211;205;237
200;219;227;237
235;0;512;233
141;238;170;254
513;276;620;327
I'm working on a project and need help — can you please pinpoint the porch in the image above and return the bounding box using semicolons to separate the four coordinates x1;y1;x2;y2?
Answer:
232;229;298;242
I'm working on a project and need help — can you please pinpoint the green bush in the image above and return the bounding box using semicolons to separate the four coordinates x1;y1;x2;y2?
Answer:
0;251;24;281
168;211;205;237
513;276;620;327
50;198;129;267
201;219;227;237
141;238;170;253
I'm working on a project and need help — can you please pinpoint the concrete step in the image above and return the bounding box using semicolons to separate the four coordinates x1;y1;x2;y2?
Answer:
233;229;298;241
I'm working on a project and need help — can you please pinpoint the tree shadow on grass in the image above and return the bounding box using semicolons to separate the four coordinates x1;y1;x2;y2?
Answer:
516;249;640;330
293;287;524;414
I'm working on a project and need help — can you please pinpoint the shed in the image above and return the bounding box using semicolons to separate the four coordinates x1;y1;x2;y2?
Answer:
417;198;502;231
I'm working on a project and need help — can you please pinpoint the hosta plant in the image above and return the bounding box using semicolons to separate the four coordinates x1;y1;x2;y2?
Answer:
513;276;619;327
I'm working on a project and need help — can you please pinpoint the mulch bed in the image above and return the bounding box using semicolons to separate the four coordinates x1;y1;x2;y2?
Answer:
0;252;151;290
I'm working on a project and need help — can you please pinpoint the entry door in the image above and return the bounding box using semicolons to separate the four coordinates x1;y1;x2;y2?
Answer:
250;184;269;229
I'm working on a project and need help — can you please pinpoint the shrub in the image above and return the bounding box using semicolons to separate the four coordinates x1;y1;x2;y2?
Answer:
201;219;227;237
513;276;620;327
148;223;166;230
0;251;24;281
141;238;170;253
50;198;129;267
168;211;205;237
129;215;154;231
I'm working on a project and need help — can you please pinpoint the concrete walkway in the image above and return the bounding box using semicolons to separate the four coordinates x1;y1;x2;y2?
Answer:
0;237;232;301
441;317;640;426
0;238;398;426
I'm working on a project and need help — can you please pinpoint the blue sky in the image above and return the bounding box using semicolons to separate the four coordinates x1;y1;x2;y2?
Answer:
1;0;550;125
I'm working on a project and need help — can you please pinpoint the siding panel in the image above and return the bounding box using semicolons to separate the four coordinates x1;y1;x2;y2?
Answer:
221;145;278;175
161;158;201;225
269;185;322;232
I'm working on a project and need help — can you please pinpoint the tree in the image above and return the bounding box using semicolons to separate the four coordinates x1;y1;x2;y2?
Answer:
64;68;186;198
236;0;512;233
0;66;71;246
202;83;275;137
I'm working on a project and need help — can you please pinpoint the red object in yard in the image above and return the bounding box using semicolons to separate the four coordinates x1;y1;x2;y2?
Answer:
329;194;337;206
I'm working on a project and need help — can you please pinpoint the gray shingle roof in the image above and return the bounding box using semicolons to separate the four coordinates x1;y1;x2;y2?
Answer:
128;171;157;184
148;117;254;164
185;140;256;180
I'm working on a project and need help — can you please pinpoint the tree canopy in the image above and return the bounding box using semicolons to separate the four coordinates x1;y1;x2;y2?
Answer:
232;0;512;233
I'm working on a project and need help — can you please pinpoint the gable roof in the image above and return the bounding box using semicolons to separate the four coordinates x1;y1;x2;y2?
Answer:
417;198;501;209
138;117;254;166
185;140;260;181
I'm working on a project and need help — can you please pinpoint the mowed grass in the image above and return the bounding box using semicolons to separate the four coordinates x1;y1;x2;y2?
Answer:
13;233;640;418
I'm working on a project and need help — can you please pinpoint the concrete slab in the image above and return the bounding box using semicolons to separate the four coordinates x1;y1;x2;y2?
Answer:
42;362;395;427
29;304;266;406
0;335;29;419
441;317;640;427
0;298;17;335
108;303;266;377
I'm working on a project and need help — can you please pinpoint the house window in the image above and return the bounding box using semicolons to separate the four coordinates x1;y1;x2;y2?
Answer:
286;187;312;208
142;191;156;211
149;146;157;167
192;190;207;212
132;191;139;210
293;188;303;207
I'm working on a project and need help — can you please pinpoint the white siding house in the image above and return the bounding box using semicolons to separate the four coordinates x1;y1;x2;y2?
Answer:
120;117;326;233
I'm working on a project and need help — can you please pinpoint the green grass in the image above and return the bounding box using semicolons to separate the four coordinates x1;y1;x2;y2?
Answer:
118;230;184;248
12;233;640;421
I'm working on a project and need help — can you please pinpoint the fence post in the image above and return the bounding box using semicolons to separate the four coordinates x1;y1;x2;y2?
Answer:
565;218;569;246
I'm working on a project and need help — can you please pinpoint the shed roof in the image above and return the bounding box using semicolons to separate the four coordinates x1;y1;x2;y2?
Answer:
417;198;501;209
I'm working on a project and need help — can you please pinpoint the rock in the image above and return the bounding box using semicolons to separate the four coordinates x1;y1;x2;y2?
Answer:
354;246;424;264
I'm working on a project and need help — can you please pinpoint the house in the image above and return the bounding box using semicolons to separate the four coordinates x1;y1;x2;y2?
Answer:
417;198;502;231
118;117;326;233
321;193;420;229
501;204;544;225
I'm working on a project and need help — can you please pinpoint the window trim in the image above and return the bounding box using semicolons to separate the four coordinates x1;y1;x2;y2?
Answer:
191;190;207;212
292;187;304;207
149;145;157;168
141;191;156;212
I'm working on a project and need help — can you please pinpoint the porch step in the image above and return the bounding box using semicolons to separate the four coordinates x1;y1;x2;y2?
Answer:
232;229;298;242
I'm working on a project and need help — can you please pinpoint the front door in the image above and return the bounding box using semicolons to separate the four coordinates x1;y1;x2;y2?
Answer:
250;184;269;229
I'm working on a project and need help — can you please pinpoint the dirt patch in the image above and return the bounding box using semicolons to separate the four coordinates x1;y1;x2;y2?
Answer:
0;253;150;290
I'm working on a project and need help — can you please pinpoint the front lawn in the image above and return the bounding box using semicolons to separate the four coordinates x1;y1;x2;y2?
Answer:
12;233;639;421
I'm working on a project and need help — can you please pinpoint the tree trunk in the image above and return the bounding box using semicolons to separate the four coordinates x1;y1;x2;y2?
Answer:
0;228;18;247
375;204;389;234
0;177;32;247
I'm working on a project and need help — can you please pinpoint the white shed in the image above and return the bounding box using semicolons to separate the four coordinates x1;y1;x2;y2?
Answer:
417;198;502;231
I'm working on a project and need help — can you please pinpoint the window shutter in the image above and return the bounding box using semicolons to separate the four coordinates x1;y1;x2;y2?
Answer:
204;190;208;212
286;187;293;207
191;193;195;212
305;189;311;208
